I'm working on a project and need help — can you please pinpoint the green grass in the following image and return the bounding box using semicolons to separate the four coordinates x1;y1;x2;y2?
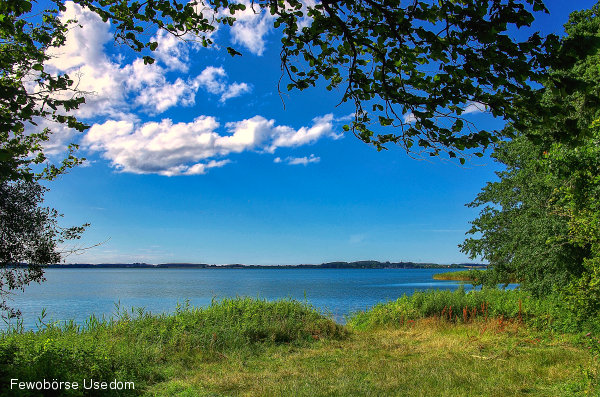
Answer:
433;269;519;284
0;298;344;396
151;319;594;397
347;287;599;334
433;270;481;282
1;294;598;396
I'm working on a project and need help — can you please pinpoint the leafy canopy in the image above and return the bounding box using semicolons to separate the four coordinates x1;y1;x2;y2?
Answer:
0;0;86;183
462;3;600;306
273;0;557;160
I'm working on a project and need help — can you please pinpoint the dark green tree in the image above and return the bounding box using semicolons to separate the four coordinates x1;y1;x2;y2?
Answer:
460;136;590;295
0;0;88;317
0;180;86;318
546;124;600;317
462;3;600;305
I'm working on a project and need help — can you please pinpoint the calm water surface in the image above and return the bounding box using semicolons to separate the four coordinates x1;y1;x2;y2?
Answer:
7;268;476;328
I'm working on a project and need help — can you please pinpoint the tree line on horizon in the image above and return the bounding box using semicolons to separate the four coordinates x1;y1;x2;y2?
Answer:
38;260;483;269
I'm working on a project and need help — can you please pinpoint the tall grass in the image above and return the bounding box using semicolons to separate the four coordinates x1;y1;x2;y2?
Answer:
347;287;594;334
432;269;482;282
0;298;345;396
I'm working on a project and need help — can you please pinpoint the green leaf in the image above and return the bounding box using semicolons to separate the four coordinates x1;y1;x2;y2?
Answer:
226;47;242;57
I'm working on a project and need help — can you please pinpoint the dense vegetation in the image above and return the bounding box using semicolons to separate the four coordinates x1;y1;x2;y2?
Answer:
461;3;600;322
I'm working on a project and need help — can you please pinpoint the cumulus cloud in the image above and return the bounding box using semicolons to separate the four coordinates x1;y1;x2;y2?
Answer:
151;30;191;72
40;1;335;176
44;2;251;119
226;0;274;55
84;117;220;176
196;66;251;102
83;115;337;176
45;3;112;71
218;116;274;152
268;114;339;152
44;2;130;119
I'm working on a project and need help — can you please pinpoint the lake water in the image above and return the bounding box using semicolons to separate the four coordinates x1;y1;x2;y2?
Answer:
5;268;479;329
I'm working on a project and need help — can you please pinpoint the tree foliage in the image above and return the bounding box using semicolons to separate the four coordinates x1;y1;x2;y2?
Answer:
0;0;87;183
460;136;590;295
1;0;573;163
273;0;557;159
0;0;88;317
462;3;600;309
0;180;86;318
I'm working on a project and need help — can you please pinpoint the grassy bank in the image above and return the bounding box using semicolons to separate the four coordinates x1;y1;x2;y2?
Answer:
433;270;482;282
1;292;598;396
433;270;520;284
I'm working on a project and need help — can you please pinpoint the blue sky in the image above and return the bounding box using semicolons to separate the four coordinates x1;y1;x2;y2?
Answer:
40;0;597;265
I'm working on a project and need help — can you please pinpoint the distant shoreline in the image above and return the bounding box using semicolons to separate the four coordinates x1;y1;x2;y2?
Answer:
38;261;487;270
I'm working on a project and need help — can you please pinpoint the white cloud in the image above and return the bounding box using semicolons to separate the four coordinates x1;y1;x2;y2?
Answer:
463;101;488;115
218;116;274;152
227;0;274;56
185;159;231;175
44;2;129;119
221;82;251;102
349;233;366;244
151;30;190;72
84;115;336;176
282;154;320;166
44;2;251;120
133;74;199;114
403;113;417;124
40;1;334;175
45;3;112;71
197;66;227;94
83;116;221;176
196;66;251;102
268;114;338;152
